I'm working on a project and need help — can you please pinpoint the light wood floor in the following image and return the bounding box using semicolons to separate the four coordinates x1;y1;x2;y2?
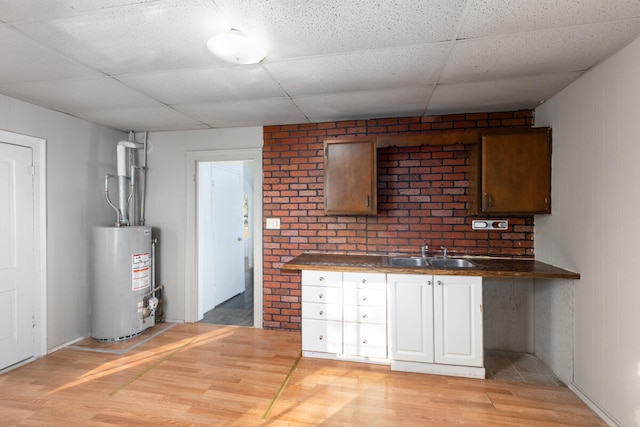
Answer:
0;323;606;426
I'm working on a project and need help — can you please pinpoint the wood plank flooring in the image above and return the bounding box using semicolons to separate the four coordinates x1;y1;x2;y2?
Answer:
0;323;605;426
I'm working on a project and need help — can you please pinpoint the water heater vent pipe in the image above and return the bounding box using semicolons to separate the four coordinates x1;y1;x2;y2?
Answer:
116;139;143;225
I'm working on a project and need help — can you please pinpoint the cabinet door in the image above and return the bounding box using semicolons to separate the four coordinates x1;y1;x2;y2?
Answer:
433;275;483;367
468;129;551;215
387;274;434;363
324;137;377;215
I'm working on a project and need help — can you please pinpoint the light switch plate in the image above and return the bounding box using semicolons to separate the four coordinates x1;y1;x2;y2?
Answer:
472;219;508;230
266;218;281;229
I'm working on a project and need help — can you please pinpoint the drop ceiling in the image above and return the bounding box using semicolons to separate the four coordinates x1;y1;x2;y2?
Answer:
1;0;639;132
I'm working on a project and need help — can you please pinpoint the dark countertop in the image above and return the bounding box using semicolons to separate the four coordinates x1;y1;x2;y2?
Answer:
282;252;580;280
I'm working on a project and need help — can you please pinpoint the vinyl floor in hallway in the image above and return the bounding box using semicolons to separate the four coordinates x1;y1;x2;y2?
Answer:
0;323;606;426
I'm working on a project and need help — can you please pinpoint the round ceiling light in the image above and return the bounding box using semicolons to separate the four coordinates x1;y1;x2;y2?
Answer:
206;29;266;65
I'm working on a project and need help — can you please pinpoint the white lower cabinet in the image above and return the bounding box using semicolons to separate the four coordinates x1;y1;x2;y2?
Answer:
301;270;387;361
343;272;387;358
302;269;483;378
388;274;484;378
301;270;343;354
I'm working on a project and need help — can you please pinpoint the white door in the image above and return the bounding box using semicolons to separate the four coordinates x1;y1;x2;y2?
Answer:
433;275;483;367
198;163;246;316
0;143;34;370
387;274;434;363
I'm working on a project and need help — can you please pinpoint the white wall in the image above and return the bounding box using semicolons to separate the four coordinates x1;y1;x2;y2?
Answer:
143;128;263;322
0;94;126;350
536;35;640;426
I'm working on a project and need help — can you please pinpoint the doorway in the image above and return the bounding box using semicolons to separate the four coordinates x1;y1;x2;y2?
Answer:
197;162;253;326
0;131;46;371
184;148;263;327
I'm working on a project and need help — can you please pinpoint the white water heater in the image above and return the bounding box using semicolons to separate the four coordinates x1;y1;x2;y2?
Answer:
91;226;155;341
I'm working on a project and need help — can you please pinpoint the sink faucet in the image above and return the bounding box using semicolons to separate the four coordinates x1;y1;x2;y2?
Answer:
441;246;448;258
421;241;429;259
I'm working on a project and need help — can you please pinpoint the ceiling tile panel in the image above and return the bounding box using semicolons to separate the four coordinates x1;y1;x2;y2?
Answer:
263;44;450;96
13;0;229;74
441;20;640;84
0;27;102;83
0;77;163;113
0;0;158;22
174;97;309;127
213;0;468;60
293;86;434;123
75;106;208;132
117;64;285;104
459;0;640;39
428;73;583;114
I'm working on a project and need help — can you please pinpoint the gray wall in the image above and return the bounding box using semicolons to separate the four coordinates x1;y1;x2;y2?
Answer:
143;128;263;323
0;93;125;350
536;35;640;426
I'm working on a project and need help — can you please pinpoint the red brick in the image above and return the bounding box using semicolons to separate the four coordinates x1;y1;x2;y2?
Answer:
262;109;536;331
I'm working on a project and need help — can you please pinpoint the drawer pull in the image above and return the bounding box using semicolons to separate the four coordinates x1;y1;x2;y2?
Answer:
361;279;366;284
362;296;368;302
437;281;442;286
319;293;324;299
427;280;432;286
319;310;324;316
319;277;324;282
362;313;368;319
362;339;368;345
319;335;324;341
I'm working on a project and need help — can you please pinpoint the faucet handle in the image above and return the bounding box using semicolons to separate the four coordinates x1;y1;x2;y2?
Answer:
441;246;448;258
421;241;429;257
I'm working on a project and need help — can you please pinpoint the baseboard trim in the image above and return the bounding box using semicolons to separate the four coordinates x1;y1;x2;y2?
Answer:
48;335;88;354
569;383;620;426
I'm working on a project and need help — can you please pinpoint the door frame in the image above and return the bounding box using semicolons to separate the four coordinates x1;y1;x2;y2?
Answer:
184;148;263;327
0;130;47;364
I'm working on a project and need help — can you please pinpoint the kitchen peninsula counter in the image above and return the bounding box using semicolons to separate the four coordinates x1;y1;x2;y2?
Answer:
282;252;580;280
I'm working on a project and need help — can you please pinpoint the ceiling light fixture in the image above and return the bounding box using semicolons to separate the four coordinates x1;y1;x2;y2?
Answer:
206;29;266;65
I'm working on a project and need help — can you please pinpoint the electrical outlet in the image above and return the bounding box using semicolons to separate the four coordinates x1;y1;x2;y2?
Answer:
266;218;281;229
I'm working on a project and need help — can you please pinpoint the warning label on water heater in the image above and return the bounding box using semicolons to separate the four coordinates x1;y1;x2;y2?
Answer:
132;252;151;291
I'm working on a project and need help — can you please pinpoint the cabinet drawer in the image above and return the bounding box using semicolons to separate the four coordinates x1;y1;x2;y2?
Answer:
343;305;386;324
343;287;386;307
302;285;342;304
302;319;343;354
302;302;342;321
343;272;386;290
343;322;387;358
302;270;342;287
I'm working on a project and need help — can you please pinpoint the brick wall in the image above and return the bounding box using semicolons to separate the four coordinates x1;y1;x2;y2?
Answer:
263;111;535;330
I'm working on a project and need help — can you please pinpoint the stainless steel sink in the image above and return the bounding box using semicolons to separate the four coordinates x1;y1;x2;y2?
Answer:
429;258;476;268
389;256;429;267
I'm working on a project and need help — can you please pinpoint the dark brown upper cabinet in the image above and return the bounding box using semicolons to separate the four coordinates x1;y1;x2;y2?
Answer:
468;128;551;215
324;137;377;215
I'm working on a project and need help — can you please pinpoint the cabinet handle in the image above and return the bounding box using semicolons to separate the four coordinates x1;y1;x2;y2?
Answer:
319;277;324;282
319;335;324;341
365;195;370;207
362;313;368;319
362;296;368;302
319;310;324;316
362;339;368;345
319;293;324;299
427;280;432;286
361;279;366;284
484;194;493;209
437;281;442;286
